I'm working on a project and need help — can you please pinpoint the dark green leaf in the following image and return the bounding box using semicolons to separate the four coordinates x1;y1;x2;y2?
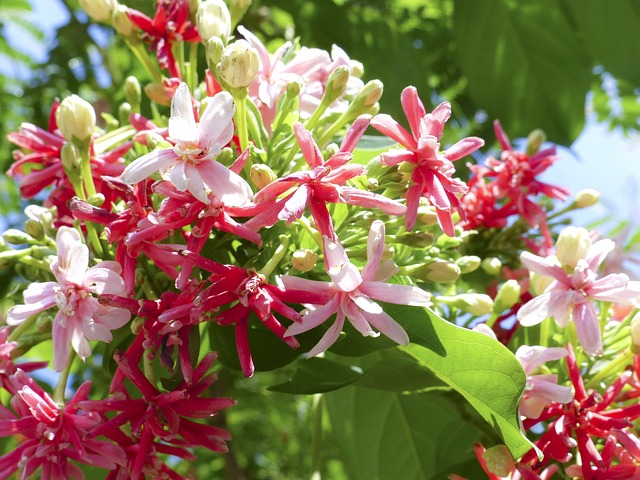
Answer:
268;357;363;393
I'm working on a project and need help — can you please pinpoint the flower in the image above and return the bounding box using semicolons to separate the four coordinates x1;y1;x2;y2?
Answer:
517;229;640;356
6;227;130;371
120;82;253;206
515;345;573;419
370;86;484;234
283;220;432;357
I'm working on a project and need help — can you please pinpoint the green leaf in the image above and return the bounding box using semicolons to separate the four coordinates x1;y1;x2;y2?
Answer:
351;134;398;165
325;388;487;480
268;357;363;393
453;0;592;145
392;305;533;458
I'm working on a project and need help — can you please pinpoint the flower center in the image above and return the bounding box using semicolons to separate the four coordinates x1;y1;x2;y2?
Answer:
54;285;88;320
174;144;208;164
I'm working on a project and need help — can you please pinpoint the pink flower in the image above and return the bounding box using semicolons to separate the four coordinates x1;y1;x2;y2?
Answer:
517;235;640;356
370;86;484;234
120;82;253;206
515;345;573;419
6;227;131;371
284;220;431;356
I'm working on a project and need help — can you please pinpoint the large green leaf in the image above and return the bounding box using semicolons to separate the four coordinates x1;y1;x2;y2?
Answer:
268;357;364;394
325;388;487;480
453;0;592;145
392;305;533;458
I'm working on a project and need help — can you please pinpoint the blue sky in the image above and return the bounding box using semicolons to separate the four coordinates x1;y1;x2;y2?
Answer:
4;0;640;233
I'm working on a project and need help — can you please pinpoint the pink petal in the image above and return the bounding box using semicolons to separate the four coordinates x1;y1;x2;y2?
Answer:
294;123;323;169
197;160;253;207
359;281;432;307
285;296;340;337
84;265;126;296
305;311;346;357
340;188;407;216
528;374;573;404
493;119;512;151
444;137;484;161
520;251;566;282
370;114;417;150
169;159;189;192
379;149;416;167
422;101;451;138
6;285;57;326
573;301;602;356
339;114;371;153
344;301;378;336
278;185;311;223
404;184;422;232
53;313;72;372
518;291;561;327
515;345;568;374
95;307;131;331
120;148;177;184
198;91;235;150
168;83;197;143
360;220;386;281
362;309;409;345
324;237;362;291
400;86;426;141
185;162;210;204
280;275;333;294
588;274;640;303
349;292;383;314
586;239;615;271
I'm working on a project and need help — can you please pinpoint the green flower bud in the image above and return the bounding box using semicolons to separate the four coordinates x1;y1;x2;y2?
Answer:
345;80;383;117
573;188;600;209
556;226;591;269
526;129;546;156
481;257;502;276
493;279;522;313
350;60;364;78
118;102;132;126
0;249;28;267
286;80;302;97
230;0;252;27
323;65;350;104
197;0;231;43
416;205;438;226
435;233;463;249
395;232;434;248
206;37;225;70
218;40;260;89
482;445;515;477
144;82;172;106
400;260;460;283
56;94;96;143
79;0;117;22
88;193;106;207
3;229;34;245
438;293;493;316
455;255;481;274
530;271;554;296
250;164;277;189
113;4;133;36
61;142;82;188
291;249;318;272
146;132;173;150
24;219;45;241
124;76;142;111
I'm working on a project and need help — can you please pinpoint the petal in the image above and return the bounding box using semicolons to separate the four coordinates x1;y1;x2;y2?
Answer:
197;160;253;207
344;301;378;336
185;162;210;204
198;91;235;150
294;123;323;169
400;86;426;141
340;188;407;216
52;313;72;372
379;149;416;167
168;83;197;143
120;149;177;184
363;309;409;346
280;275;333;294
573;301;602;356
84;266;126;295
444;137;484;161
285;296;340;336
278;185;311;223
370;114;416;150
520;251;566;282
528;375;574;404
323;237;362;291
169;159;189;192
360;220;386;280
305;311;345;358
349;292;383;314
515;345;568;374
359;281;432;307
517;291;557;327
586;239;615;271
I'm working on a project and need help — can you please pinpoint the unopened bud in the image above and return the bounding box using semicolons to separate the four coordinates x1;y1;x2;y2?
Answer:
230;0;252;27
291;249;318;272
350;60;364;78
526;129;546;157
400;260;460;283
346;80;383;117
493;279;522;313
0;249;27;267
286;80;302;97
218;40;259;89
395;232;434;248
573;188;600;209
455;255;481;274
556;226;591;269
366;177;378;190
481;257;502;276
323;65;350;104
88;193;106;207
438;293;493;316
482;445;515;477
146;132;172;150
530;271;553;296
118;102;132;126
3;229;34;245
197;0;231;43
124;76;142;111
24;219;45;241
144;82;172;106
131;317;145;335
436;233;463;249
250;164;277;189
206;37;225;70
416;205;438;226
112;4;133;36
79;0;117;22
61;142;82;177
56;94;96;143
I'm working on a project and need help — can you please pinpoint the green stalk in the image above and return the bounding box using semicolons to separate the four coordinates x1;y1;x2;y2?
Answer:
257;235;289;277
585;349;633;389
126;40;163;83
54;350;76;404
8;314;37;343
235;94;249;152
189;42;199;92
310;393;324;480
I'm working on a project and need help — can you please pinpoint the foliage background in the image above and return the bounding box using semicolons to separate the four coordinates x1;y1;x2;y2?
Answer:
2;0;640;478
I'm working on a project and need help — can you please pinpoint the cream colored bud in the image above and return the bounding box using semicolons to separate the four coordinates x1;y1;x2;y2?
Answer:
292;249;318;272
144;82;172;106
482;445;515;477
400;260;460;283
348;80;383;115
3;229;34;245
350;60;364;78
61;141;82;173
324;65;350;103
206;37;225;69
416;205;438;226
250;164;277;189
530;271;554;296
556;226;591;269
455;255;481;274
526;129;546;156
124;76;142;109
574;188;600;209
481;257;502;276
493;279;522;313
113;4;133;36
438;294;494;316
79;0;117;22
396;232;434;248
218;40;260;89
197;0;231;43
24;219;44;241
56;94;96;142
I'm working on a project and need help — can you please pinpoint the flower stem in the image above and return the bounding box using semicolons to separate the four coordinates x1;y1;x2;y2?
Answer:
8;314;37;342
258;235;289;277
585;349;633;389
188;42;198;92
54;350;76;404
126;39;163;83
310;393;324;480
235;94;249;153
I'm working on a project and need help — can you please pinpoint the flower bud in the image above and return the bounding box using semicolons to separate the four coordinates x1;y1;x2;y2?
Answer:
124;76;142;111
56;94;96;143
530;271;554;296
3;229;34;245
206;37;225;70
0;249;28;267
218;40;260;89
481;257;502;276
79;0;117;22
400;260;460;283
24;219;45;241
436;233;463;249
250;164;277;189
573;188;600;209
286;80;302;97
323;65;350;104
455;255;481;274
291;249;318;272
526;129;545;156
350;60;364;78
438;294;493;316
346;80;383;117
416;205;438;226
118;102;132;126
88;193;106;207
146;132;173;150
144;82;172;106
61;141;82;178
395;232;434;248
493;279;522;313
230;0;252;27
482;445;515;477
113;4;133;36
556;226;591;269
197;0;231;43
